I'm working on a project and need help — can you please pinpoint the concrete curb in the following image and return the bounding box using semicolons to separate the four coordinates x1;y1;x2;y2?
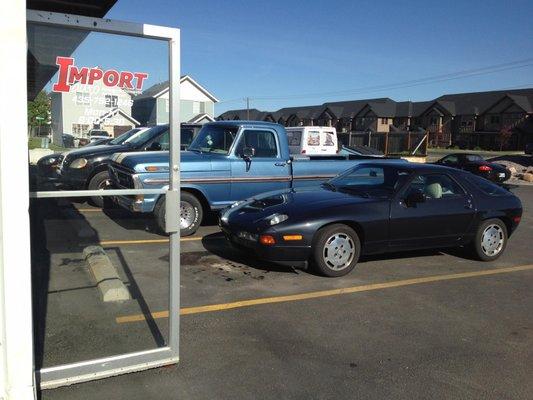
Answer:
83;246;130;302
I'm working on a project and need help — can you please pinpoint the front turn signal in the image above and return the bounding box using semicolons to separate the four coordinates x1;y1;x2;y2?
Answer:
259;235;276;245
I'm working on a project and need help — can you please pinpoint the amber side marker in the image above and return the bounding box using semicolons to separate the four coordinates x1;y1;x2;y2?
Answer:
283;234;303;241
115;264;533;324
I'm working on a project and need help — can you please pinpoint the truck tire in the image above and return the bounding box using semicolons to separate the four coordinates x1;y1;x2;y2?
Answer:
312;224;360;277
88;171;110;208
154;192;203;236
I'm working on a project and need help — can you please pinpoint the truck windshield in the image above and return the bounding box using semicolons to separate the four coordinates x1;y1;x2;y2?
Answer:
188;125;239;154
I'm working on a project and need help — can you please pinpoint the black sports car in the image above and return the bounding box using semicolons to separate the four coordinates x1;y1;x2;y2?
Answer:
220;162;522;277
434;153;511;183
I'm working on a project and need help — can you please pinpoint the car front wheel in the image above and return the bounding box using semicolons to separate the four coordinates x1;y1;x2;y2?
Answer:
312;224;361;277
471;218;508;261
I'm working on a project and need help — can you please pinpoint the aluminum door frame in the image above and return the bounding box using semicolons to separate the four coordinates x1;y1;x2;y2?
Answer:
27;10;181;389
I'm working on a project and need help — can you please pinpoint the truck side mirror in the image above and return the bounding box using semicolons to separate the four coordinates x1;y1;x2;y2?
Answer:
242;147;255;160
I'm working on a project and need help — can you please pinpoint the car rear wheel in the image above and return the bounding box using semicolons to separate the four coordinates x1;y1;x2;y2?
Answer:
88;171;110;208
154;191;203;236
312;224;360;277
471;218;508;261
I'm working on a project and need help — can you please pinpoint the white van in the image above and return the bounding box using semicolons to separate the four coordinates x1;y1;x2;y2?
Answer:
285;126;338;155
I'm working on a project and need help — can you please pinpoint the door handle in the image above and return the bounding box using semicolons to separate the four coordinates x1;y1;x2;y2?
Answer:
274;162;286;167
464;199;473;209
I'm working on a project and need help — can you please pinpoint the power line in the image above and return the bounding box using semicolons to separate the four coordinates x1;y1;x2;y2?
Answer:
217;58;533;105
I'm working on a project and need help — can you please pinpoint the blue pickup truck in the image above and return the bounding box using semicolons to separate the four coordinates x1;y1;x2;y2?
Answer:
108;121;402;235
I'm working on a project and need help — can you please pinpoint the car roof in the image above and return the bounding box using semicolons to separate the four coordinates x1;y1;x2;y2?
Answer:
357;161;459;174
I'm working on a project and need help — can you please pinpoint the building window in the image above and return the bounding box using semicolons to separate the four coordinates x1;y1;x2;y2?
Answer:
72;123;90;137
105;95;118;108
192;101;200;114
75;92;90;105
490;115;500;124
381;118;388;124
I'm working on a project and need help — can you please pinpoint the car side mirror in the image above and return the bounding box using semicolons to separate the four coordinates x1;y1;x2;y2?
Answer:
242;147;255;160
147;142;162;151
405;190;425;207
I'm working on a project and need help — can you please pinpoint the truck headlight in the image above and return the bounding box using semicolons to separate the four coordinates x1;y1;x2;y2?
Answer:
266;213;288;226
69;158;88;169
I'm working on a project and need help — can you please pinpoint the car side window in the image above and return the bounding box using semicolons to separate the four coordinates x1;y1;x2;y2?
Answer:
235;130;278;158
405;173;464;200
158;130;170;150
441;155;459;164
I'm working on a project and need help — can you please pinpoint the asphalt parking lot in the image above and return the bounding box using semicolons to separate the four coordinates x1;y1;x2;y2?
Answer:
35;186;533;399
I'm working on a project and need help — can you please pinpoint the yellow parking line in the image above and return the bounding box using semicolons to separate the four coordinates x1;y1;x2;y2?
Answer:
116;264;533;324
99;237;202;246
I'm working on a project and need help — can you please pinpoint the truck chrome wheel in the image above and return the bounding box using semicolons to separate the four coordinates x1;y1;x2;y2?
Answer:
481;224;504;256
180;201;196;229
322;233;355;271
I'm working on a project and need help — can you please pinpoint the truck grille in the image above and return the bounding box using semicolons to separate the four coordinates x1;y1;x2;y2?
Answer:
109;163;135;189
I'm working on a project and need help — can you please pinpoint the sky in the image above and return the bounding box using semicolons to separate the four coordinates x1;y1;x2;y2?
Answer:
67;0;533;114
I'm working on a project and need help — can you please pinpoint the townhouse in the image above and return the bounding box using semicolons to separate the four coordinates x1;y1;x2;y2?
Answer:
217;88;533;150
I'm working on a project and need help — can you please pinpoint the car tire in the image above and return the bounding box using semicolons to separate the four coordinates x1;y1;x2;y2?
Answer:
154;191;203;237
312;224;361;277
88;171;110;208
471;218;508;261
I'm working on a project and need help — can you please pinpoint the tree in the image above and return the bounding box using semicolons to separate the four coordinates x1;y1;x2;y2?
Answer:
27;90;50;133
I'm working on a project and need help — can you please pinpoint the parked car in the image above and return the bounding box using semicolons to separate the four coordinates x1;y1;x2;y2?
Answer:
286;126;339;155
55;124;201;206
220;162;522;277
108;121;404;236
37;127;148;180
434;153;511;183
88;129;111;143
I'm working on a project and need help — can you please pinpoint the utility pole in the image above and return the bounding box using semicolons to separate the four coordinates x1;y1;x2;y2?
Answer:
245;97;250;120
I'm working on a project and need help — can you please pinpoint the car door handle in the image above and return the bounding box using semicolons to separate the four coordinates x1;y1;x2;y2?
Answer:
465;199;473;209
274;162;286;167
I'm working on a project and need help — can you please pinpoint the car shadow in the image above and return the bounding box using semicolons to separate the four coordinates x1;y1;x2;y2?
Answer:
201;232;300;273
201;231;478;275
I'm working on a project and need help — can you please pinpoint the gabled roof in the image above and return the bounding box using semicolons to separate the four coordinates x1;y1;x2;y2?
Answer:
188;113;215;123
134;75;219;102
217;108;265;120
94;107;140;126
216;88;533;120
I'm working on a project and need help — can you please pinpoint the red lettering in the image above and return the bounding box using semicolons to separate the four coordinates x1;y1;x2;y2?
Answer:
103;70;119;87
68;66;89;84
52;56;74;92
88;68;103;85
133;72;149;90
118;72;134;89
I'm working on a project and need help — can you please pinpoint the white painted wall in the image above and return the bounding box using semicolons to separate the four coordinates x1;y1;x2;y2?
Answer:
0;1;37;399
51;80;134;137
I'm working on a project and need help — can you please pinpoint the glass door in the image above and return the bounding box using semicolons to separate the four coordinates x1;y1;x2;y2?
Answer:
27;11;181;389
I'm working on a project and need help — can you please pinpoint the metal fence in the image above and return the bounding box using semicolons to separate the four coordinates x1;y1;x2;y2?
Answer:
338;131;428;156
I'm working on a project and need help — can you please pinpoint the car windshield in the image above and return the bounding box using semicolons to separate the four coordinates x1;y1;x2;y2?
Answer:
188;125;239;154
124;125;169;148
108;128;140;145
327;165;410;197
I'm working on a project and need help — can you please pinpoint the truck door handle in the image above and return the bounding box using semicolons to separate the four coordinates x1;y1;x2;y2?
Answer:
274;162;286;167
465;199;473;209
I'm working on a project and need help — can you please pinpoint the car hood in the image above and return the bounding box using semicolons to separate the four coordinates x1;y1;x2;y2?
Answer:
64;144;128;160
225;186;374;225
